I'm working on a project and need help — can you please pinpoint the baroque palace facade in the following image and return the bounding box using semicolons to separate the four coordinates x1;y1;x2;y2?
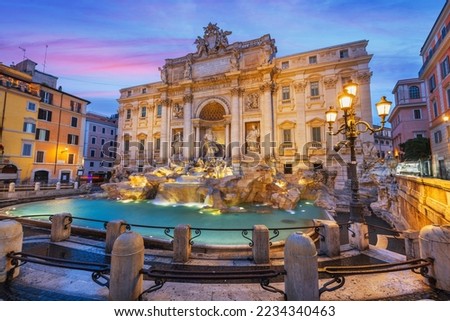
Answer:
117;23;374;174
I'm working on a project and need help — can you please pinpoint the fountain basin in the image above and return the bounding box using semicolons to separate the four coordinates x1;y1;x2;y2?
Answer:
3;197;328;246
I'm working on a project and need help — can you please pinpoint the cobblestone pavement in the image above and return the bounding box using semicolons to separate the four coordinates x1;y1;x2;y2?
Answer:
1;225;448;301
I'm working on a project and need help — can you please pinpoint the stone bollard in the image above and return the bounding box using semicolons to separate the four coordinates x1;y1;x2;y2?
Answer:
403;229;420;260
56;182;61;190
284;232;319;300
348;222;369;251
105;220;128;254
173;224;191;263
109;231;144;300
419;224;450;291
0;220;23;282
314;220;340;257
252;225;270;264
74;182;79;189
8;182;15;193
50;213;72;242
34;182;41;191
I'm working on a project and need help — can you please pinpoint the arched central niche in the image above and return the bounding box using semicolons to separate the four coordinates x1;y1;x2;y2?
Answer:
199;101;226;121
197;100;227;158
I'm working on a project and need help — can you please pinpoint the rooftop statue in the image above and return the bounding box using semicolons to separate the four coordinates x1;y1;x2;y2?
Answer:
194;22;232;57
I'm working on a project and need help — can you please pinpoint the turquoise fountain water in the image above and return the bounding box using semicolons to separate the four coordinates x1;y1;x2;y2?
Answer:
6;198;327;245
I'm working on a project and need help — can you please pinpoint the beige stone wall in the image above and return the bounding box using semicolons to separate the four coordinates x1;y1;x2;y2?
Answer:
396;175;450;229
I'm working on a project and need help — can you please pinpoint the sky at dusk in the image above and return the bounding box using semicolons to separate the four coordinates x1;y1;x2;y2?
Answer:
1;0;446;121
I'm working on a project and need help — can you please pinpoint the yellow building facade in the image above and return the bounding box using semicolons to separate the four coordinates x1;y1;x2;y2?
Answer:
0;64;40;183
0;61;89;184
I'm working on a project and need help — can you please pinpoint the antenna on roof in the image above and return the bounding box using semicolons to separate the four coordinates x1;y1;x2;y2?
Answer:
43;44;48;72
19;46;26;61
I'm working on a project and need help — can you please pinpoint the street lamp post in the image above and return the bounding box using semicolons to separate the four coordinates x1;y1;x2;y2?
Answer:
325;81;392;225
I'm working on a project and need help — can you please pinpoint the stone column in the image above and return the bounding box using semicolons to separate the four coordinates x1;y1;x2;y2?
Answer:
230;87;241;172
348;222;369;251
0;220;23;282
294;81;307;160
260;82;273;159
183;93;193;160
195;125;200;159
284;232;319;301
252;225;270;264
173;224;191;263
225;123;230;158
50;213;72;242
160;98;170;164
314;219;340;257
109;231;144;300
105;220;128;254
419;224;450;291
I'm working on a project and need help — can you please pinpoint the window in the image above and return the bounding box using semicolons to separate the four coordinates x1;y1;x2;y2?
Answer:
102;127;105;134
35;128;50;141
68;153;75;165
38;108;52;121
312;127;322;142
93;125;97;132
40;90;53;104
126;109;131;119
442;26;447;39
22;142;32;156
339;49;349;58
433;101;439;118
35;151;44;163
68;134;79;145
441;56;450;78
140;106;147;118
434;130;443;144
414;133;424;139
91;137;96;144
308;56;317;64
90;149;95;157
142;88;147;94
282;86;290;100
139;139;145;152
89;162;94;168
283;129;292;143
429;75;436;92
281;61;289;69
101;139;105;146
413;109;422;120
127;90;131;97
70;101;82;113
27;101;36;111
155;138;161;151
447;88;450;109
310;81;319;96
156;105;162;118
23;121;36;133
71;117;78;127
409;86;420;99
124;139;130;152
110;129;114;135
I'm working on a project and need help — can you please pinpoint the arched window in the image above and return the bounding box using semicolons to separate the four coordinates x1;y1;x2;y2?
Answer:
409;86;420;99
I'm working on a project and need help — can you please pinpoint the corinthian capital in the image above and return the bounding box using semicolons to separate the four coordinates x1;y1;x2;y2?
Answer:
183;94;193;104
231;87;244;96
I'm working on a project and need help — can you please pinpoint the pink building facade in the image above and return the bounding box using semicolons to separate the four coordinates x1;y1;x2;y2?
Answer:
389;78;429;160
419;1;450;178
